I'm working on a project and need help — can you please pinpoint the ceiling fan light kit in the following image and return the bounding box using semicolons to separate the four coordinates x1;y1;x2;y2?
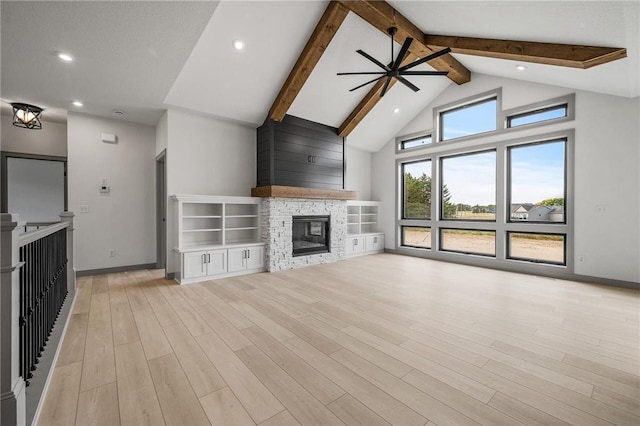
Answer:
338;26;450;97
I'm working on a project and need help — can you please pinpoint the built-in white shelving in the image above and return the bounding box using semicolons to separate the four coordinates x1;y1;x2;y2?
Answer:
172;195;265;283
346;200;384;257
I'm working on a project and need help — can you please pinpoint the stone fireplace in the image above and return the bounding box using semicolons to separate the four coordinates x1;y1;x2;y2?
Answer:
260;197;348;271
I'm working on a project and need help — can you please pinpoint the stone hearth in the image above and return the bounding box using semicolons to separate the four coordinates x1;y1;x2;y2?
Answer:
261;198;347;271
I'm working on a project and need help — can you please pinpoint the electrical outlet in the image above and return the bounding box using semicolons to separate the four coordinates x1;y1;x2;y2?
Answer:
578;255;585;263
109;249;116;258
595;204;608;214
79;205;89;213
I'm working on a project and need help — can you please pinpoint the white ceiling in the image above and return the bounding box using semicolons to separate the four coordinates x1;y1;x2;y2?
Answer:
1;0;218;124
2;1;638;152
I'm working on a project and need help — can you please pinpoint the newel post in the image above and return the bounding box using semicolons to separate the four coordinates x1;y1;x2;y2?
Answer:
59;212;76;293
0;213;26;426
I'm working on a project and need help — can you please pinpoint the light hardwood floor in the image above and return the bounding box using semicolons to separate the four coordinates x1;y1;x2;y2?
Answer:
37;253;639;426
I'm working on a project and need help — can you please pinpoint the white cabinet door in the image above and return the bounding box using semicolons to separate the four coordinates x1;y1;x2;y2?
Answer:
183;251;207;280
366;234;384;252
245;246;264;270
227;247;247;273
207;249;227;276
346;236;365;256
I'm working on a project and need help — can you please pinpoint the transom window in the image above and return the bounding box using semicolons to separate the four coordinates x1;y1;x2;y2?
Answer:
440;97;497;141
400;135;432;150
507;104;568;128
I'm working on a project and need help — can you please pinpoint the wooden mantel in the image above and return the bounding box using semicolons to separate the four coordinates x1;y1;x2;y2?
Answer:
251;185;356;200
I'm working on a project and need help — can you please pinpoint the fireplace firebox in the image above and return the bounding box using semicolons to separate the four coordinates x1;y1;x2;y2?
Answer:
292;216;330;257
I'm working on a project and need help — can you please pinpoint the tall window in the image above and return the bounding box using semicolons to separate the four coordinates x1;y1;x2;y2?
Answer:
509;140;566;223
397;90;572;272
440;98;497;141
441;151;496;220
402;159;431;219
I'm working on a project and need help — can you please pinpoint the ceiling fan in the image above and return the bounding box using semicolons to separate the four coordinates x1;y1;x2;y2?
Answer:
338;27;452;97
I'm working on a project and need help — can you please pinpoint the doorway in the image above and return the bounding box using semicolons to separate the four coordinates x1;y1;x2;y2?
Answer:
156;150;167;271
1;152;68;226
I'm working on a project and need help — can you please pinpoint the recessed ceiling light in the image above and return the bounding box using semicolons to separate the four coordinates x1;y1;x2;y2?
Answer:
393;107;400;114
72;101;83;107
516;64;527;71
57;52;74;62
232;40;245;50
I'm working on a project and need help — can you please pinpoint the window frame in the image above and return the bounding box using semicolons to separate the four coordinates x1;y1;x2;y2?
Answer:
439;228;497;257
507;104;568;128
503;94;575;131
506;231;567;266
396;130;433;154
401;158;433;220
506;138;568;224
400;226;432;249
395;126;574;276
434;88;502;143
439;148;497;222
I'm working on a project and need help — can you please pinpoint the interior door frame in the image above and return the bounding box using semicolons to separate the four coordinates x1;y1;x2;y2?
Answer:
1;151;68;214
156;150;167;271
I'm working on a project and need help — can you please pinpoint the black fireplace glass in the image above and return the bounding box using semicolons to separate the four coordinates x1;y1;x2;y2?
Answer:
292;215;330;257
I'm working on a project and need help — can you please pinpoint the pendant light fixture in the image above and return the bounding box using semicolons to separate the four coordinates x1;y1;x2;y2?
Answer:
11;102;43;129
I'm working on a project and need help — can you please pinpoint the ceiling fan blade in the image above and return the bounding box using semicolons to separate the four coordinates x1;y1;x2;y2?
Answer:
349;76;385;92
398;47;452;72
356;50;390;71
337;72;387;75
396;76;420;92
400;71;449;76
380;77;392;97
392;37;413;69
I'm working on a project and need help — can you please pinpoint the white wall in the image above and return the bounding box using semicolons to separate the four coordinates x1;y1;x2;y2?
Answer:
372;74;640;283
345;145;372;200
1;113;67;157
574;92;639;282
67;113;156;271
165;109;256;274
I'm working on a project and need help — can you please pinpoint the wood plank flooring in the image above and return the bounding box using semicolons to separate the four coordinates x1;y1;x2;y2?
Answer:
37;254;640;425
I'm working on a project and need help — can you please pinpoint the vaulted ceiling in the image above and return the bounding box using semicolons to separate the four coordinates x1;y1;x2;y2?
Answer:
2;1;638;152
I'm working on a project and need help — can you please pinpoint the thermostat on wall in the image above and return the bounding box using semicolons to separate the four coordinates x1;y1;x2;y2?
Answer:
101;133;117;144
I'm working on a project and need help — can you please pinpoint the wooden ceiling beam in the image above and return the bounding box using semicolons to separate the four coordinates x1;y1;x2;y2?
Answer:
337;0;471;85
338;53;418;137
268;1;349;122
424;35;627;69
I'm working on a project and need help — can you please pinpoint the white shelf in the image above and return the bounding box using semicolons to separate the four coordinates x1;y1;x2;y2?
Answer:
173;195;262;251
346;200;381;235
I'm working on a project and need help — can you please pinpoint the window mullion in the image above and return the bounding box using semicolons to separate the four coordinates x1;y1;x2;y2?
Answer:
432;156;439;250
495;146;507;260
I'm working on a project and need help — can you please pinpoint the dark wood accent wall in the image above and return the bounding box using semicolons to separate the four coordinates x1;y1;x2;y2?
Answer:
257;115;345;190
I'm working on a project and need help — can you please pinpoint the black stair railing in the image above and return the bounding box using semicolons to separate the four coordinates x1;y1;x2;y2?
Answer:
18;228;68;387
